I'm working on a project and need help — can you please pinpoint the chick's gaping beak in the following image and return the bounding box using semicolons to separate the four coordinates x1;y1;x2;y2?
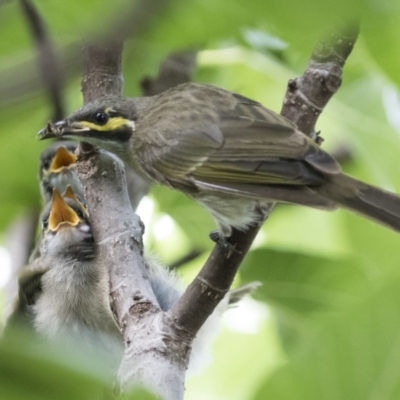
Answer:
62;185;88;217
49;146;77;173
38;120;90;140
49;189;80;231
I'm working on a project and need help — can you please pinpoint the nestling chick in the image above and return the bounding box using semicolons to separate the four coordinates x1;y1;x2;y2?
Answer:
6;188;258;373
39;141;83;203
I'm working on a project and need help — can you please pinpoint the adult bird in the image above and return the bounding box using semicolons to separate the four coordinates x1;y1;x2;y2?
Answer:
38;82;400;245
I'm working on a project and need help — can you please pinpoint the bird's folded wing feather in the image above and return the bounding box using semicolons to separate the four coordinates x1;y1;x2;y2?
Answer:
18;259;48;307
150;93;341;192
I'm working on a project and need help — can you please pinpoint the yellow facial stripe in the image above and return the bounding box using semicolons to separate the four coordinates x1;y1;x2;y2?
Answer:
80;117;131;132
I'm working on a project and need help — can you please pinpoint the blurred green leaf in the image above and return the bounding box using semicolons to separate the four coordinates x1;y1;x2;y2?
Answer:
256;276;400;400
240;248;371;350
0;328;156;400
241;248;370;317
0;330;109;400
363;1;400;86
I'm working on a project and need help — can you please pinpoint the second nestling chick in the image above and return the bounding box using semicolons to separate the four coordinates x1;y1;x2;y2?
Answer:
34;190;119;349
39;141;83;203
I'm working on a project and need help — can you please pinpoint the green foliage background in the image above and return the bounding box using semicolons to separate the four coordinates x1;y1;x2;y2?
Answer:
2;0;400;399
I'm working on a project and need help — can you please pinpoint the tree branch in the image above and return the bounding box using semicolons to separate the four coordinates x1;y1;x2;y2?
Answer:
78;30;197;400
141;50;197;96
3;210;39;306
19;0;65;120
82;42;124;102
76;144;187;399
168;26;359;340
281;25;360;138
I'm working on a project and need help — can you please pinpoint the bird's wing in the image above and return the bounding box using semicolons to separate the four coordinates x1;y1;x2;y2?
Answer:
147;92;340;192
18;260;48;307
196;93;340;184
3;260;48;332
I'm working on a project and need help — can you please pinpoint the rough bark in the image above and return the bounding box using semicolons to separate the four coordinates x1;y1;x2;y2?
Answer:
76;145;186;399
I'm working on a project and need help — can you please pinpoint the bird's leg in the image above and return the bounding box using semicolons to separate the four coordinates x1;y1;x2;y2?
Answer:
312;130;324;146
209;230;241;257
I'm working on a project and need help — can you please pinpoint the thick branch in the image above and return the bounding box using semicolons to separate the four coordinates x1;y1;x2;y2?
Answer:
79;40;192;399
76;145;187;399
76;145;158;319
168;26;359;338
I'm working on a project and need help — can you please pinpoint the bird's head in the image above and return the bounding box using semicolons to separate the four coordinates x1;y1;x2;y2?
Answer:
41;188;93;260
39;141;82;203
38;96;137;152
40;141;77;175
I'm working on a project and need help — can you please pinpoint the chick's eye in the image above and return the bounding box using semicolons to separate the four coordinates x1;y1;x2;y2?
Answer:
42;218;49;229
76;209;84;219
94;111;108;125
43;160;50;170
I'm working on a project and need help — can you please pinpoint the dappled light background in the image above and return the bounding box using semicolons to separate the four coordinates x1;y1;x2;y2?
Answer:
2;0;400;399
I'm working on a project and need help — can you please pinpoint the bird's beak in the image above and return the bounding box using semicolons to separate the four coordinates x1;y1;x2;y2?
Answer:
49;147;77;173
62;185;88;216
38;120;90;140
49;189;80;231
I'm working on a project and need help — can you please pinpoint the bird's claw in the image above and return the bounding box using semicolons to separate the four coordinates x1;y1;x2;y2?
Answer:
209;230;241;257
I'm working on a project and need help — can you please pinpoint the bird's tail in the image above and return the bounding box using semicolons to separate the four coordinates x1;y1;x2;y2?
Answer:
315;173;400;233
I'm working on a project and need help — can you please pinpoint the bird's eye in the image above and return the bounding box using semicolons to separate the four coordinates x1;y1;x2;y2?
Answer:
43;160;50;170
42;218;49;230
76;209;84;219
94;112;108;125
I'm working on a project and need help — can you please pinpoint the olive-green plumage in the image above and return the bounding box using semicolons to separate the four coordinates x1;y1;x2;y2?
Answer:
39;82;400;236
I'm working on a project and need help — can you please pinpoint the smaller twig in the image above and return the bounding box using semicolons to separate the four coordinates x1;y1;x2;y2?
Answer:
3;210;40;306
141;50;198;96
19;0;65;120
281;25;359;139
169;249;202;270
167;206;271;336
